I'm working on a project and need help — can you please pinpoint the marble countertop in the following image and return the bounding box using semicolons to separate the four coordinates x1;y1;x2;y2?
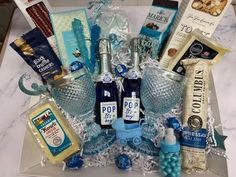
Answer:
0;6;236;177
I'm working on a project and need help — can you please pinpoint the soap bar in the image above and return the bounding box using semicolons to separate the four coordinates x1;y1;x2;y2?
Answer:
28;98;80;164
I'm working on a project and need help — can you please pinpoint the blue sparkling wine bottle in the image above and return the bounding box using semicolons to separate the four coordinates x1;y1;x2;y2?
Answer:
121;38;144;124
95;39;119;129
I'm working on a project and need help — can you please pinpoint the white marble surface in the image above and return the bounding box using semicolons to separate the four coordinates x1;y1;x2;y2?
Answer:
0;6;236;177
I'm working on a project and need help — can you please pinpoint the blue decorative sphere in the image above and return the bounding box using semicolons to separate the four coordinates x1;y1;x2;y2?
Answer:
115;64;127;78
115;154;132;170
69;61;84;72
66;154;83;169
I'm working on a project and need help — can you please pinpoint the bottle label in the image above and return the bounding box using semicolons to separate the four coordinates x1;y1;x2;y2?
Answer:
100;102;117;125
180;127;207;149
102;72;113;83
32;109;72;156
127;69;141;79
123;97;140;121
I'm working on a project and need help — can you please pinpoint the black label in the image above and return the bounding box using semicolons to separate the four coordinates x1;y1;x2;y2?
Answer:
187;115;203;131
172;40;218;75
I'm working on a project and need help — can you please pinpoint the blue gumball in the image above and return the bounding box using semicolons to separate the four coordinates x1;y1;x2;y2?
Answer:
115;64;127;78
69;61;84;72
66;154;83;169
115;154;132;170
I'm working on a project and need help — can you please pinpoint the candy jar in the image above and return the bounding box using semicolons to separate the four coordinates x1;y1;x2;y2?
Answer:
160;128;181;177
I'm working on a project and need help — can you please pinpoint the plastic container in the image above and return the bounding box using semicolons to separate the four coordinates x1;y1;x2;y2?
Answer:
160;128;181;177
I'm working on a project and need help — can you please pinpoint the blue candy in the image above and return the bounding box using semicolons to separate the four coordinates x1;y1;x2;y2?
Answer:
166;117;183;133
170;173;177;177
115;154;132;170
161;165;166;170
161;161;168;167
160;151;181;177
173;167;179;172
165;167;172;174
162;171;168;177
114;64;127;77
171;156;178;162
170;161;176;168
69;61;84;72
66;154;83;169
165;153;172;159
160;153;165;160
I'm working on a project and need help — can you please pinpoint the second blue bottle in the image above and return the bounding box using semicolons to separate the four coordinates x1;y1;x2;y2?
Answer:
121;37;144;123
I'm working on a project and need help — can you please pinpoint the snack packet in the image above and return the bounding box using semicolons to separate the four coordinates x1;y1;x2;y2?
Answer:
160;0;232;68
168;29;229;75
139;0;178;58
10;28;65;82
180;58;213;172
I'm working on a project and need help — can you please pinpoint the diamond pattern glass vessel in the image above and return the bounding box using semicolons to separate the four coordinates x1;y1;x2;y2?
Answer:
50;69;116;154
50;71;96;118
141;66;184;115
140;66;185;140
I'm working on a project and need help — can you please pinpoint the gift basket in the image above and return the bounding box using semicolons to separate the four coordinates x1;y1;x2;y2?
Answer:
11;0;232;177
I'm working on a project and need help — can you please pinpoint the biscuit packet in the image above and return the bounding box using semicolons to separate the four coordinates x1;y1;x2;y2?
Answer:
191;0;228;16
168;29;230;75
180;58;213;173
10;28;66;82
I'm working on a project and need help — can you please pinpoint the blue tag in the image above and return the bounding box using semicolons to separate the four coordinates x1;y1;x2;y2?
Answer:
180;127;207;149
